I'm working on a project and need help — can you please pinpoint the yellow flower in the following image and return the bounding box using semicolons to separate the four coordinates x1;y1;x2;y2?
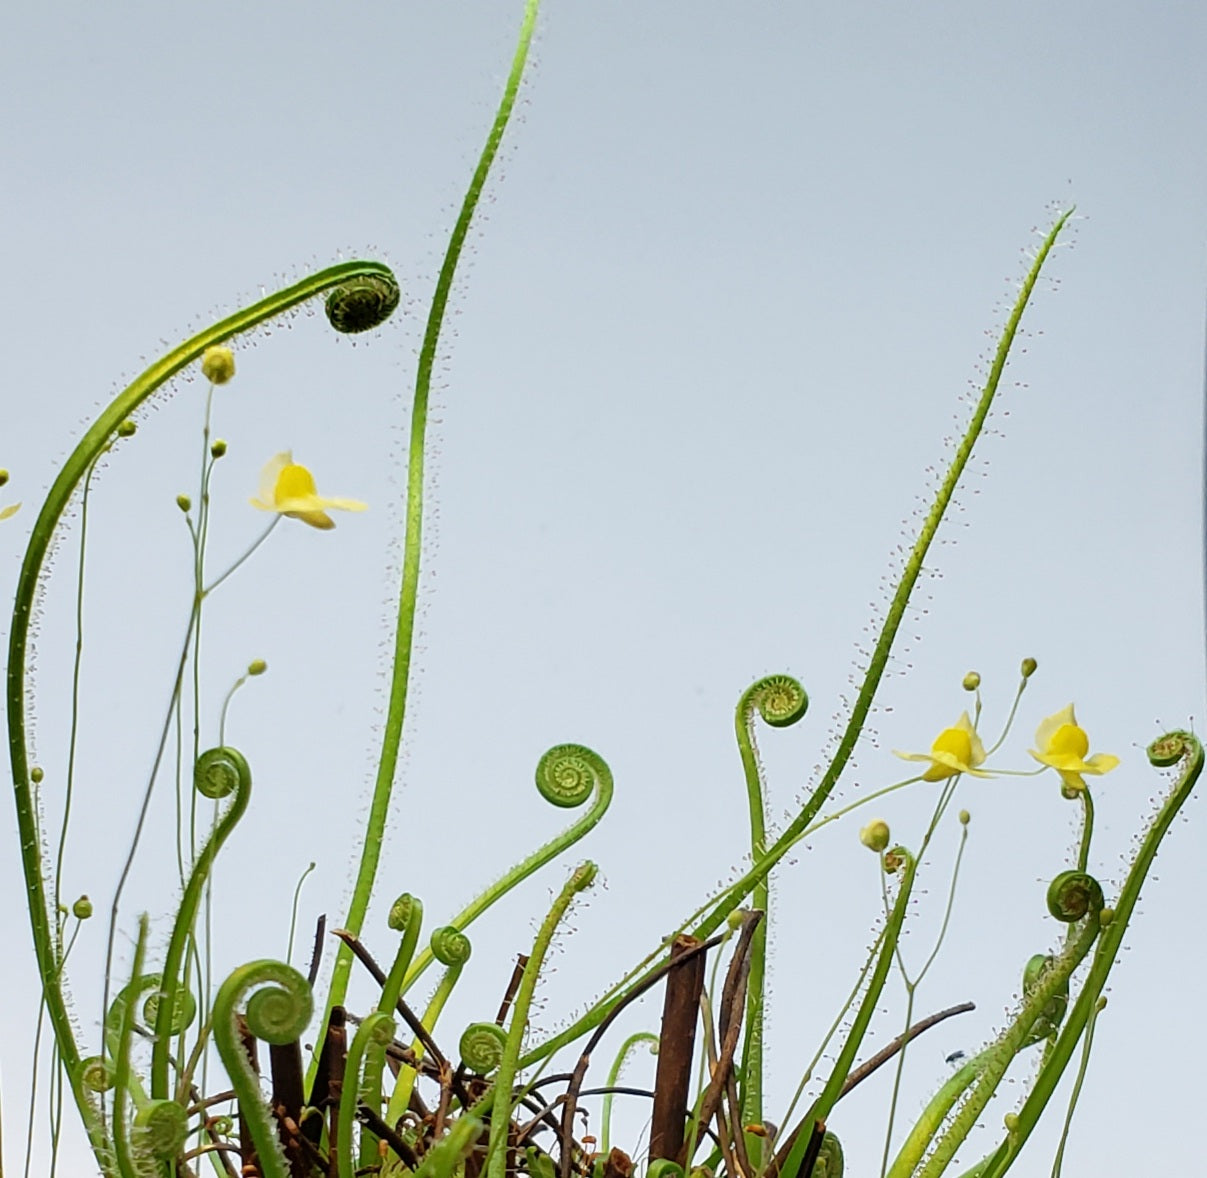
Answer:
894;712;990;781
1029;704;1118;794
250;451;366;531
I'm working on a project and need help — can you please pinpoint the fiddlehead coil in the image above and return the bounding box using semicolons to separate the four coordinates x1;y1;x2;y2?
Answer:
742;674;809;728
459;1022;508;1074
388;892;420;932
194;745;250;800
325;274;401;334
430;926;472;967
1046;870;1104;923
78;1056;115;1093
1148;731;1190;768
535;744;610;809
214;961;314;1178
132;1099;189;1161
815;1130;844;1178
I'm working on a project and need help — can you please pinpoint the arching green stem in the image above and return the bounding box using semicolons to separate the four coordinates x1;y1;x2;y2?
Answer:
778;849;917;1178
974;731;1202;1178
111;915;149;1178
516;210;1074;1072
152;747;252;1099
488;862;598;1178
339;1011;396;1178
319;0;542;1045
601;1032;658;1154
402;744;611;992
6;258;395;1175
211;961;313;1178
733;675;807;1159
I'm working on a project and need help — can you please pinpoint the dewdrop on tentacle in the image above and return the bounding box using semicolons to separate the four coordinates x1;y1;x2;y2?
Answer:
325;273;401;334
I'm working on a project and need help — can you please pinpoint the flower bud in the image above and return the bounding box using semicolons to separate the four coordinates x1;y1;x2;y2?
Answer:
0;469;9;487
1020;657;1038;679
962;671;981;691
958;809;970;825
1099;906;1115;926
72;895;93;920
200;346;235;385
116;419;137;438
31;766;44;784
1004;1113;1019;1133
210;438;228;458
859;820;891;853
247;658;267;676
176;494;192;513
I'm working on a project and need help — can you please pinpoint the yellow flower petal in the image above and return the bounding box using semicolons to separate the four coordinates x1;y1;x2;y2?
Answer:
1029;705;1118;791
893;711;991;781
250;451;366;530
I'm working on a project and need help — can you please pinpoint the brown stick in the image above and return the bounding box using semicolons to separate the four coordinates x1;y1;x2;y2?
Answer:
325;1009;348;1178
556;932;725;1178
269;1039;307;1177
649;935;708;1162
496;954;530;1024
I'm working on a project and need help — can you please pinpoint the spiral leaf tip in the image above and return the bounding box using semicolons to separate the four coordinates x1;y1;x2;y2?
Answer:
535;743;611;809
745;674;809;728
194;746;251;800
430;925;472;967
1046;869;1104;923
325;273;401;334
459;1021;507;1074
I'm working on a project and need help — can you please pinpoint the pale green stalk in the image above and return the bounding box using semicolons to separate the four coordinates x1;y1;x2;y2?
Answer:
519;209;1075;1071
320;0;542;1039
487;863;598;1178
6;259;396;1176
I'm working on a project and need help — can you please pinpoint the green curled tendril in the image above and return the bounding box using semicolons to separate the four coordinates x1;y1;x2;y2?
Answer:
430;925;473;967
6;258;396;1174
212;960;313;1178
151;746;252;1101
459;1021;508;1074
79;1056;115;1094
325;273;402;334
132;1099;188;1163
402;743;612;992
1045;870;1104;924
733;674;808;1153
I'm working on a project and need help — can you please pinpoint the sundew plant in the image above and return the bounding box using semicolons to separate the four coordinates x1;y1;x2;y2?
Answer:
3;4;1202;1178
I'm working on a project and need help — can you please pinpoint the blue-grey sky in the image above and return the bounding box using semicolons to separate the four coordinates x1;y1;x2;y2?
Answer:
2;3;1205;1174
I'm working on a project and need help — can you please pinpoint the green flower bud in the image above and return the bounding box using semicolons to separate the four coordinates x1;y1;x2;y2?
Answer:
1004;1113;1019;1133
958;809;971;825
176;494;192;513
210;438;228;458
1020;657;1038;679
0;469;10;487
31;766;44;784
247;659;267;676
962;671;981;691
200;345;235;385
859;820;891;853
116;419;137;438
72;895;93;920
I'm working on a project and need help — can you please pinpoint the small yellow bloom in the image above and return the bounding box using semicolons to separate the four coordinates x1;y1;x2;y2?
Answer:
250;451;367;531
0;502;19;521
894;712;990;781
1029;704;1118;794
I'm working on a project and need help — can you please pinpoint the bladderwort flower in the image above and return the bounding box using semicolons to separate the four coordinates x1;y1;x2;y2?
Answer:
250;451;367;531
1029;703;1119;795
894;711;991;781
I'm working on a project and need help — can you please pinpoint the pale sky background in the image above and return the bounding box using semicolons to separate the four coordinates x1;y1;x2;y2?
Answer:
2;3;1205;1175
